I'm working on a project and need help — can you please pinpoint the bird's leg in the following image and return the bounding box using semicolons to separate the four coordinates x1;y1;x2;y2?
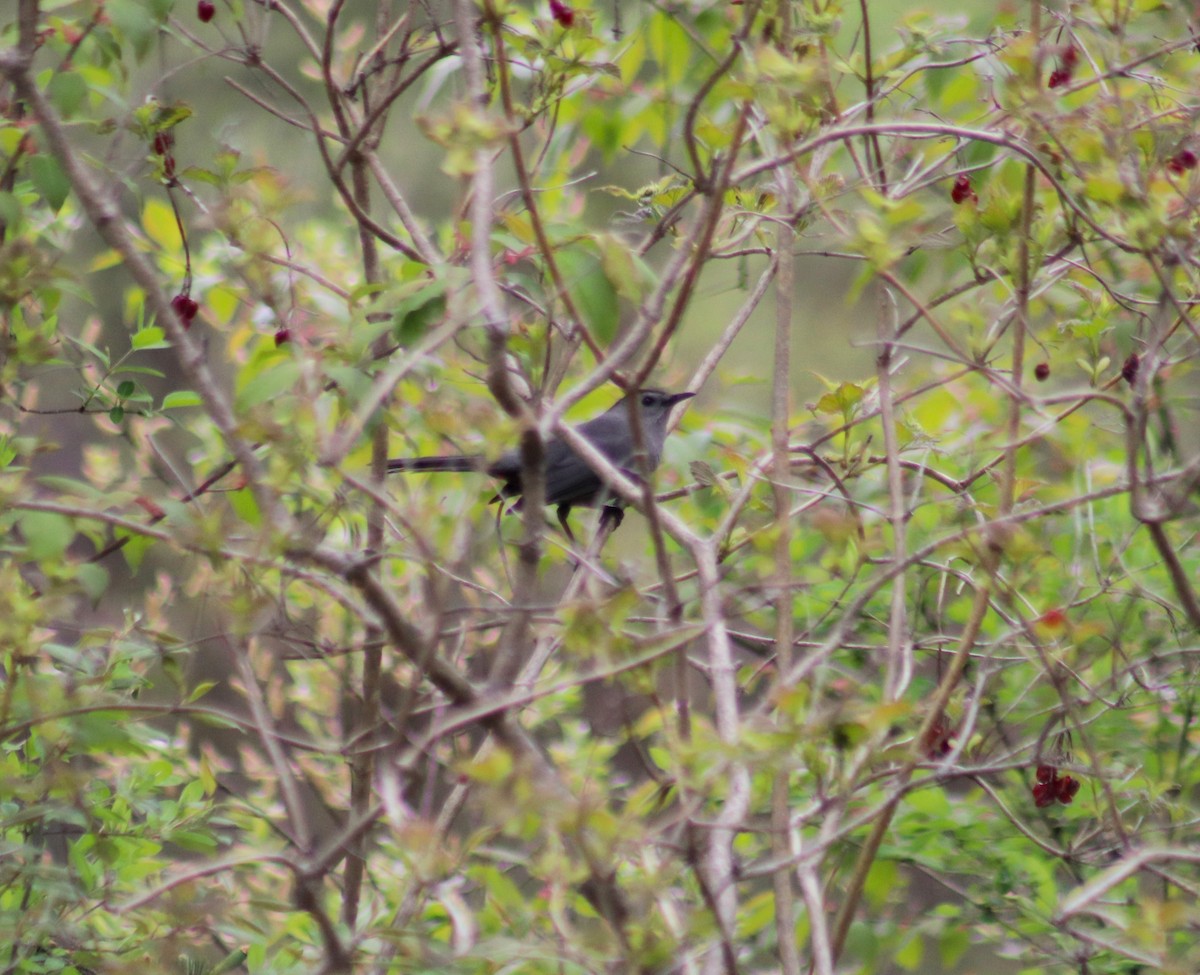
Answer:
556;504;577;545
599;504;624;530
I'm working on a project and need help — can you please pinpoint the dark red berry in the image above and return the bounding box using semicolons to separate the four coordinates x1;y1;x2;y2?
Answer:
1035;764;1056;784
1039;608;1067;628
1033;781;1057;808
1047;68;1071;89
1061;45;1079;68
197;0;215;22
274;328;291;346
1121;353;1139;385
549;0;574;27
1034;362;1050;381
1057;775;1081;804
152;132;174;155
950;173;977;205
1167;149;1198;175
922;719;955;758
171;293;199;328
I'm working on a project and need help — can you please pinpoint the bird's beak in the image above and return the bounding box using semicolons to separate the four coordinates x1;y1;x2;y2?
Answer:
667;391;696;407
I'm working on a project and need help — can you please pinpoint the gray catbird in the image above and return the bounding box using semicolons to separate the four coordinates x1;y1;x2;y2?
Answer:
388;389;695;537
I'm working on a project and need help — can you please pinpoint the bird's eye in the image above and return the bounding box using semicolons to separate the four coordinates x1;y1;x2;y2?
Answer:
641;394;654;407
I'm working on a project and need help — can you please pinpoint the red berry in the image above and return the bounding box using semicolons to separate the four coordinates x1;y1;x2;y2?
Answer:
197;0;215;22
922;719;955;758
1167;149;1198;175
1032;781;1057;808
1035;764;1056;784
1034;362;1050;381
1038;608;1067;629
1047;67;1071;89
1061;45;1079;68
274;328;291;346
1057;775;1081;804
1121;352;1139;385
950;174;977;205
549;0;574;27
171;293;199;328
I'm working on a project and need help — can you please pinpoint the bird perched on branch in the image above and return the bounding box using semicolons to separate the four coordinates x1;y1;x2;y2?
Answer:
388;388;695;539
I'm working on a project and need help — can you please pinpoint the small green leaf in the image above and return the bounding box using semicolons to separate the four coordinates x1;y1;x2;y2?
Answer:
236;362;301;411
117;380;135;398
20;510;75;561
395;293;447;345
131;326;168;350
29;155;71;212
558;246;619;344
48;72;89;119
162;390;202;410
76;563;110;602
187;681;217;704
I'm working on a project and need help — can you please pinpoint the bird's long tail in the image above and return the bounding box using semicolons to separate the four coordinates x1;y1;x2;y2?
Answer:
387;455;483;474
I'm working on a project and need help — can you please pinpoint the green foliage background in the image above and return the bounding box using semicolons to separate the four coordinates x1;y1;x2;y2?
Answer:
3;0;1200;973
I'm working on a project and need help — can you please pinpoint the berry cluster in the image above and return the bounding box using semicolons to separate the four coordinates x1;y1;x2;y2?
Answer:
1048;46;1078;89
1167;149;1198;175
1033;764;1080;807
171;293;199;328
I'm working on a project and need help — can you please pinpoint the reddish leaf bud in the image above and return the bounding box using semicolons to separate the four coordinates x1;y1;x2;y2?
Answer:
1035;764;1056;784
274;328;291;346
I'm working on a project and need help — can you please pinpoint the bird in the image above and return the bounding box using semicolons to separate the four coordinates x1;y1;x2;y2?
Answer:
387;388;695;539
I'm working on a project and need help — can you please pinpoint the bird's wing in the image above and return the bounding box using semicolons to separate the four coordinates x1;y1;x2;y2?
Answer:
544;413;641;506
543;438;607;507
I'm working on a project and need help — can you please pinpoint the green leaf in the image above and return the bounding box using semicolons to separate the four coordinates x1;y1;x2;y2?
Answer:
29;155;71;212
162;390;202;410
76;563;110;602
186;681;217;703
939;927;970;969
131;326;168;350
228;486;261;527
117;530;154;573
19;510;74;561
236;362;301;411
48;72;89;119
557;245;619;344
392;281;449;345
895;933;924;971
